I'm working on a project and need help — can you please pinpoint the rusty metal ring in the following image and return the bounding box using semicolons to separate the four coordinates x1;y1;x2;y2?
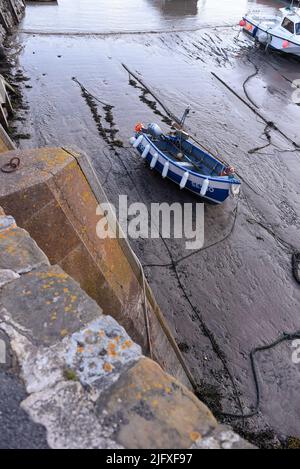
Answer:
1;157;20;174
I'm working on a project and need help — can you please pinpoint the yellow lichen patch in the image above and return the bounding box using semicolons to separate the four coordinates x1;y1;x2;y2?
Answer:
165;386;172;394
63;288;69;293
70;295;77;303
0;226;17;237
60;329;68;337
108;342;118;357
121;339;133;350
77;345;84;354
152;400;158;407
42;284;51;289
37;271;68;280
114;336;121;343
103;362;114;373
5;245;16;254
51;313;57;321
154;383;163;389
190;432;201;442
82;191;91;203
37;148;73;172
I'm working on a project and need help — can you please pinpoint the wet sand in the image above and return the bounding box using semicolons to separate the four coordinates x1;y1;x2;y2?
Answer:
6;0;300;447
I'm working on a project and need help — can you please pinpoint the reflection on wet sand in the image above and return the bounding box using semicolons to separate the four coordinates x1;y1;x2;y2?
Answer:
150;0;199;17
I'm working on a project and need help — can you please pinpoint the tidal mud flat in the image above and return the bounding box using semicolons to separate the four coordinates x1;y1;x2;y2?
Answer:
6;0;300;448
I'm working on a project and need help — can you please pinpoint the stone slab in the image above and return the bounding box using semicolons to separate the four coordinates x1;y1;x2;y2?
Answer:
96;357;217;449
191;424;256;450
0;264;103;346
0;219;49;274
0;269;19;288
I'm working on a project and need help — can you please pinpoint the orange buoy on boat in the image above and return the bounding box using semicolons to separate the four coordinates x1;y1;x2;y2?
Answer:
135;122;144;133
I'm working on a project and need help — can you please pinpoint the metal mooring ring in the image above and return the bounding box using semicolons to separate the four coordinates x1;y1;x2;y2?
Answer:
1;157;21;174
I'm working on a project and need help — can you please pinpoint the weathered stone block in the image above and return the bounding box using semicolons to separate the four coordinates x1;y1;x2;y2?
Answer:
0;330;13;370
0;148;130;317
0;269;19;288
96;357;217;449
0;148;194;388
0;264;103;346
0;220;49;274
191;424;256;450
0;214;16;231
65;317;142;390
22;381;122;449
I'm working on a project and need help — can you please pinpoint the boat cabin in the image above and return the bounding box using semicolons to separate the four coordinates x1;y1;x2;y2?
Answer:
281;14;300;35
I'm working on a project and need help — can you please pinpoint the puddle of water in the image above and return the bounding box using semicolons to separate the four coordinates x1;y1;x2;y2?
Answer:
22;0;286;33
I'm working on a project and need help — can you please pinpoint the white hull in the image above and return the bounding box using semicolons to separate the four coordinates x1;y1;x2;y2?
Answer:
243;8;300;57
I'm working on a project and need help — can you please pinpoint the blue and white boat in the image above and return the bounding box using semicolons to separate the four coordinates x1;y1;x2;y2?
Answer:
130;123;241;204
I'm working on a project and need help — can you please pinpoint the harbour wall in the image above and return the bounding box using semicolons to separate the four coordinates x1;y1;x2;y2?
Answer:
0;204;254;449
0;0;25;46
0;145;194;389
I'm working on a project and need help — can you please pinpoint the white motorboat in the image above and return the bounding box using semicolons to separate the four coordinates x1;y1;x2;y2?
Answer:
240;4;300;56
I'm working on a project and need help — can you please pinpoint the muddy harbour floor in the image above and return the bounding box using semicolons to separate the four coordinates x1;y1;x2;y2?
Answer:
2;0;300;448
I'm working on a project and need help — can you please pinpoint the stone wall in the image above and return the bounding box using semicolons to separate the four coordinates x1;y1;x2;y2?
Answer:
0;0;25;45
0;146;193;389
0;206;254;449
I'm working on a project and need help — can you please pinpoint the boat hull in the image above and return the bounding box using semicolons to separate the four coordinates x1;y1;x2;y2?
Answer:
243;18;300;57
132;134;240;204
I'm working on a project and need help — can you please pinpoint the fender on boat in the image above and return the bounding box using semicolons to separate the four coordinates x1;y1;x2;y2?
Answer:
162;161;169;178
142;144;151;159
180;171;189;189
150;152;159;169
129;136;136;146
200;178;209;197
133;134;143;148
230;183;241;197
